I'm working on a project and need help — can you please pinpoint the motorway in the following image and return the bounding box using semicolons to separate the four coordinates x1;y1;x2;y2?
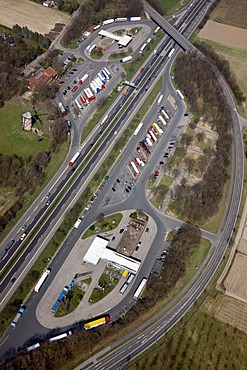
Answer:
0;0;244;367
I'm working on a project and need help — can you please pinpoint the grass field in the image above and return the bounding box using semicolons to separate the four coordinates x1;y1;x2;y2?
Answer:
82;213;123;239
211;0;247;29
195;39;247;113
0;0;69;35
0;103;49;158
160;0;190;15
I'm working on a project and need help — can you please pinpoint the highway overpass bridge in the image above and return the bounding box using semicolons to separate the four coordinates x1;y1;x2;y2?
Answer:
143;0;196;52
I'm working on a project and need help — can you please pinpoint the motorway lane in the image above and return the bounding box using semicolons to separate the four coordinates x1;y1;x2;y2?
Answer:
1;28;181;304
0;19;169;281
0;34;190;359
1;0;235;362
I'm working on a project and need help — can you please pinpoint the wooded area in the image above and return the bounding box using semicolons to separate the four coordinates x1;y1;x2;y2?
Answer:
62;0;143;46
170;53;233;224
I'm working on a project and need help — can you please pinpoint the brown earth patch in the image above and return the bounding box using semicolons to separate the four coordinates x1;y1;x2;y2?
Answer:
198;20;247;50
203;295;247;334
224;253;247;303
0;0;69;35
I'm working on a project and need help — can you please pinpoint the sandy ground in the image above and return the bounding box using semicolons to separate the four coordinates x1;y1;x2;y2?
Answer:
237;237;247;255
0;0;70;35
224;253;247;303
199;20;247;49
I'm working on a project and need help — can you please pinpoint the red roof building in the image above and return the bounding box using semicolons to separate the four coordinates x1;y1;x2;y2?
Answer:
28;67;57;88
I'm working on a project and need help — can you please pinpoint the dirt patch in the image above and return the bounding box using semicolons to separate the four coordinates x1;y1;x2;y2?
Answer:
203;294;247;334
224;253;247;303
0;0;70;35
199;20;247;50
211;0;247;30
167;94;177;110
238;238;247;255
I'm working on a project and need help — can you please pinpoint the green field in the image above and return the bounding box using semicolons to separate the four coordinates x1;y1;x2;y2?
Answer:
0;103;49;157
161;0;190;15
127;300;247;370
82;213;123;239
196;39;247;113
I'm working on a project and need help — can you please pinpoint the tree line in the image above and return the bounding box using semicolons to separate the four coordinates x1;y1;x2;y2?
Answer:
2;225;201;369
12;25;50;49
31;0;80;14
171;53;233;224
195;41;246;105
62;0;143;46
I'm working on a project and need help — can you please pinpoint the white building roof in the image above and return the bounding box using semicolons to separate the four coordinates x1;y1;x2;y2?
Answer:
99;30;121;41
83;235;108;265
118;34;132;47
83;236;140;273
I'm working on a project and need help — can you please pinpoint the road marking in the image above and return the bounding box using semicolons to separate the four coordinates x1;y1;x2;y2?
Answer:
0;335;9;347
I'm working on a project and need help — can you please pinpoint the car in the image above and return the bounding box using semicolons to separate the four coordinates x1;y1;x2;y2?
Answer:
46;199;51;206
112;236;116;241
125;188;130;193
10;277;16;283
46;192;51;198
127;186;131;190
65;75;70;80
164;153;169;157
145;227;149;233
135;245;139;251
20;233;27;241
112;187;116;192
67;57;71;61
68;71;74;75
66;86;71;90
119;228;124;234
159;161;164;165
63;91;67;96
116;179;120;183
73;79;77;85
71;86;78;93
184;113;189;116
21;225;26;231
72;68;77;71
57;81;64;86
140;67;144;73
66;120;72;129
65;106;69;113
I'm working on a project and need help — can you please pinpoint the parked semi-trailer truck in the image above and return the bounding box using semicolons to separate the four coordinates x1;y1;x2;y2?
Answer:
129;161;140;176
135;157;145;167
102;19;114;25
79;73;89;85
158;115;167;126
160;108;169;120
152;122;163;136
103;67;111;79
80;95;88;106
58;102;67;116
136;146;147;162
11;306;25;327
34;268;51;293
147;130;157;142
84;315;110;330
120;56;133;63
